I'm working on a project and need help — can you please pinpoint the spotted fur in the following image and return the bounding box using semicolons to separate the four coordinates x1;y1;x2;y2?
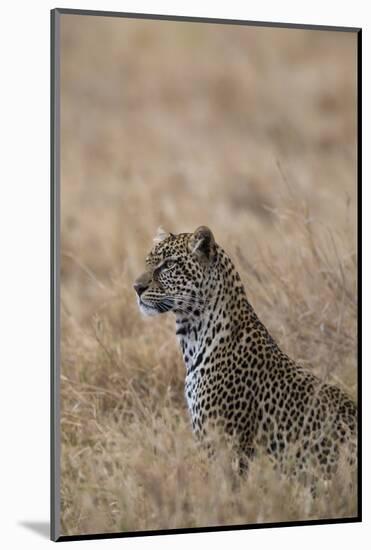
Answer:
134;226;357;479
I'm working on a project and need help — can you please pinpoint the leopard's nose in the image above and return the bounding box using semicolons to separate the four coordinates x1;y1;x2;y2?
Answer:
133;279;148;297
134;272;152;296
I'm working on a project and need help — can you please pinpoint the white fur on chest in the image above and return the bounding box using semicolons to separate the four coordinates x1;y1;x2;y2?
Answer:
185;369;202;420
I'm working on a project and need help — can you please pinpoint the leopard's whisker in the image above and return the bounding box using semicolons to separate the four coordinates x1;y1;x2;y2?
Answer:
173;296;205;306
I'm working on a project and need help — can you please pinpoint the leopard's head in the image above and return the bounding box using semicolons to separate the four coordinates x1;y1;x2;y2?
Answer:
134;226;216;317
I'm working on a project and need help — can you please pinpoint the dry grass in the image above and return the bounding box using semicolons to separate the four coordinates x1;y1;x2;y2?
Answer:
59;15;358;536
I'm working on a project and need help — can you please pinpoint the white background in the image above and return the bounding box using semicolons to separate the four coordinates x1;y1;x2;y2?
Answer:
0;0;368;548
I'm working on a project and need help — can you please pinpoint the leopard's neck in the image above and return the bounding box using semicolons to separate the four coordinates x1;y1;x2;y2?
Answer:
174;247;263;375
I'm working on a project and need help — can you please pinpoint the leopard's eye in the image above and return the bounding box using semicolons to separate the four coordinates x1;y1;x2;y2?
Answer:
163;259;176;270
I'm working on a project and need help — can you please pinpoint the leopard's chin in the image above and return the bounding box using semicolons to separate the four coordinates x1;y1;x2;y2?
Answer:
137;297;161;317
137;297;174;316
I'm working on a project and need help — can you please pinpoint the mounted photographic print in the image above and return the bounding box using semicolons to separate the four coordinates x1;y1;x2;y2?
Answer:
51;8;361;542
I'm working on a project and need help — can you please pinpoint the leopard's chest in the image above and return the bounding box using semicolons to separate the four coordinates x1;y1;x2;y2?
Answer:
184;369;202;419
179;320;229;427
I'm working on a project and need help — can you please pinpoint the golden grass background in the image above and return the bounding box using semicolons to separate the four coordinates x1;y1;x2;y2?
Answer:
59;15;357;536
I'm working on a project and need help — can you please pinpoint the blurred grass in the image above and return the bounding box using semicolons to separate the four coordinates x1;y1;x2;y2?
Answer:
59;15;357;536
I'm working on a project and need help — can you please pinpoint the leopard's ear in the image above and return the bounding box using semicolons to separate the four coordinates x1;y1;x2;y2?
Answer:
153;226;170;244
188;226;215;263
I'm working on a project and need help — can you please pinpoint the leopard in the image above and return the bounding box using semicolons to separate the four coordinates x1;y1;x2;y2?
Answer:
134;225;357;483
